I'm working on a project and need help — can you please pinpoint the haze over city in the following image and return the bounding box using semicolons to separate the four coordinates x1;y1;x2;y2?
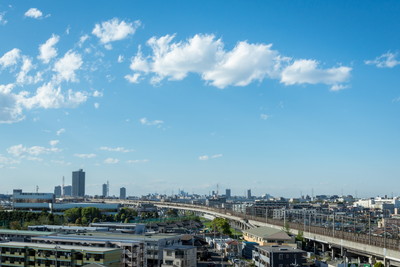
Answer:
1;1;399;197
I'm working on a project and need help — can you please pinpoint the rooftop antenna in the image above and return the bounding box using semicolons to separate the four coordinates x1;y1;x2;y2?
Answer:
36;185;39;193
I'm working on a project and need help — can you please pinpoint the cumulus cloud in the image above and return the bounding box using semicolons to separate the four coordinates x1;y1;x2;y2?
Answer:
92;18;140;45
24;8;43;19
53;51;83;82
7;144;60;158
78;35;89;47
280;59;351;90
74;153;96;159
127;34;351;90
38;34;59;63
365;52;400;68
139;117;164;126
0;93;24;124
100;146;133;153
0;48;21;68
118;55;124;63
16;56;42;85
20;82;87;109
104;157;119;164
94;102;100;109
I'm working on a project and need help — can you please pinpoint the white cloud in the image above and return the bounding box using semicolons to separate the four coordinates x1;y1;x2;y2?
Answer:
0;48;21;68
199;154;223;160
16;56;42;85
49;140;59;146
74;153;96;159
128;34;351;90
92;18;140;45
0;155;19;165
0;91;24;124
92;90;103;97
127;159;149;164
0;12;7;25
78;35;90;47
53;51;83;82
330;84;349;91
56;128;65;136
100;146;133;153
280;59;351;89
38;34;59;63
7;144;60;158
20;82;87;109
365;52;400;68
104;157;119;164
94;102;100;109
24;8;43;19
198;155;209;161
139;117;164;126
118;55;124;63
260;114;270;120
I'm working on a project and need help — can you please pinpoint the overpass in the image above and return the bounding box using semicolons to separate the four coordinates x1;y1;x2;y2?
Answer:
105;200;400;266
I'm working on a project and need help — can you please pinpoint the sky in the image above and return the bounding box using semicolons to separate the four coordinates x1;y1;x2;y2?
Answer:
0;1;399;198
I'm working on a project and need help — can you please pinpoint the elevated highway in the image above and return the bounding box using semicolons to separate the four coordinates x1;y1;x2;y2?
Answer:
104;200;400;266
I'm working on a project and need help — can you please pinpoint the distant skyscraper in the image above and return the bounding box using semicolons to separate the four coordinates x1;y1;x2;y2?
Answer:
226;189;231;198
102;183;108;197
247;189;252;199
64;185;72;196
54;186;62;197
72;169;85;197
120;187;126;200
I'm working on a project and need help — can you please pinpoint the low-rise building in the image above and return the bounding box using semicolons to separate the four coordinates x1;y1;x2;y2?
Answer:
0;241;122;266
252;245;306;267
161;245;196;267
242;226;294;247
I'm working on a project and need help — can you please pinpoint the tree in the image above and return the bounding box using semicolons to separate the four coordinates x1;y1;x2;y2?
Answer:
283;222;291;234
65;208;82;223
166;209;179;217
10;221;22;230
211;218;232;236
374;262;384;267
81;207;101;223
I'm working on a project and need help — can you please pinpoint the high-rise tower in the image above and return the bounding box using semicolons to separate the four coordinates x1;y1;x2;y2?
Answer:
72;169;85;197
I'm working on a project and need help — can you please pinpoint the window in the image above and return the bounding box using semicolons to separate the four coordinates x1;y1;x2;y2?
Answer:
279;264;283;267
286;254;289;259
166;251;172;256
279;254;283;260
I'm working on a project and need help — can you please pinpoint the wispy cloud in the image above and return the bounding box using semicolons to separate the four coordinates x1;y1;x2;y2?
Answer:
0;12;7;25
139;117;164;126
127;159;149;164
56;128;66;136
365;52;400;68
260;114;270;120
199;154;223;160
104;157;119;164
7;144;60;158
100;146;133;153
74;153;96;159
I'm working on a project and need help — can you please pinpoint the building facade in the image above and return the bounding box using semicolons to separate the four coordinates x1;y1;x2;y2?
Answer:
72;169;85;197
252;245;305;267
120;187;126;199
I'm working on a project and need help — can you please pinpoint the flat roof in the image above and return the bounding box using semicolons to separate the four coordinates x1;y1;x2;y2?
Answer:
257;245;305;253
64;232;182;242
0;241;121;253
0;229;55;236
32;235;142;245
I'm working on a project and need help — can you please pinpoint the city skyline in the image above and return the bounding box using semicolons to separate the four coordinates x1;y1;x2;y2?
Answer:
0;1;400;197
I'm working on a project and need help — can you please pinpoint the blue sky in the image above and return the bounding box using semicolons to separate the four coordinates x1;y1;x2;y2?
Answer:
0;1;399;197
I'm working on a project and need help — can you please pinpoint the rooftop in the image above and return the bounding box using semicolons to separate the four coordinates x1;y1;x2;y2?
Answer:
244;226;291;240
0;241;122;253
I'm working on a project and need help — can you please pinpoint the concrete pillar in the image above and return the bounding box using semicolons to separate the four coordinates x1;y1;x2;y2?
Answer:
384;258;390;267
331;248;336;259
368;256;376;265
321;243;326;252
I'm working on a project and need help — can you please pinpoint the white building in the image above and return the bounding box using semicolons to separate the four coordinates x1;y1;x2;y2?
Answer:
161;245;196;267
